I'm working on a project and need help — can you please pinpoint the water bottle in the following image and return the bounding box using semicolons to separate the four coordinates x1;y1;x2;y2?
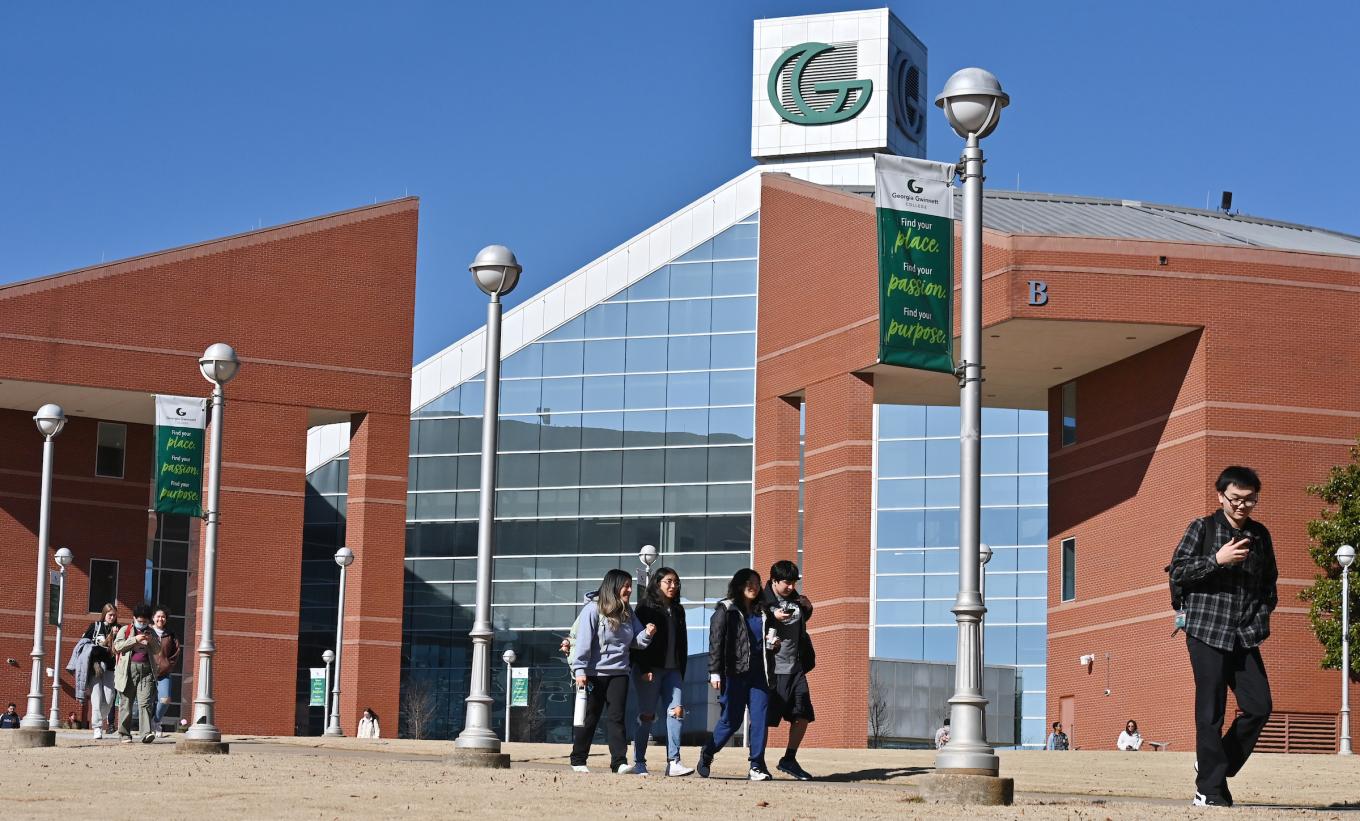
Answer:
573;681;588;727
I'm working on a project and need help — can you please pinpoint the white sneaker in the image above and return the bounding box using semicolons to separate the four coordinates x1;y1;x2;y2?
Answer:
571;765;589;773
92;728;103;740
749;766;773;781
633;761;649;776
666;760;694;777
615;763;636;774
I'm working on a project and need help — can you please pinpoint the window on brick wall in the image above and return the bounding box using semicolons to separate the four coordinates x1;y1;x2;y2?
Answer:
96;422;126;478
87;558;119;612
1060;382;1076;447
1060;537;1076;602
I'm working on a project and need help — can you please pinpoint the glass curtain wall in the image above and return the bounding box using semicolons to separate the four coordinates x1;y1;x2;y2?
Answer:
147;513;191;730
873;405;1048;747
296;456;348;735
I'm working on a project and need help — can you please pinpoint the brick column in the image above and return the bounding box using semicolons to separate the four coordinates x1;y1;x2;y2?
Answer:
800;371;874;748
753;394;802;578
339;411;410;735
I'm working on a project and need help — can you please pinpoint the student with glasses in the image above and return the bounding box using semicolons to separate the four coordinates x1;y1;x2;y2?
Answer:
1169;466;1277;808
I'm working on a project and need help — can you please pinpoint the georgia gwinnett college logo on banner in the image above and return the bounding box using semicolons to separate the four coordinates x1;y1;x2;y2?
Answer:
767;41;873;125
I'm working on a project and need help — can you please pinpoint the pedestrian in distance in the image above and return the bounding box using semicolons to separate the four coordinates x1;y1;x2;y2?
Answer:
568;569;655;774
1045;721;1069;750
933;717;950;749
357;707;380;738
150;606;181;736
113;602;161;744
1169;465;1277;808
697;568;774;782
631;566;693;777
1117;719;1143;751
759;560;816;780
0;703;19;729
81;603;120;739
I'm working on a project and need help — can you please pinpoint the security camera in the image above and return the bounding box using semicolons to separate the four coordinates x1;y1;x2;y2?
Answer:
1104;689;1111;697
1078;654;1095;666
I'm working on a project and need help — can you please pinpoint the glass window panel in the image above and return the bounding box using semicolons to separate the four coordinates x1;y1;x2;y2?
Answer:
456;491;481;519
415;386;459;418
1018;626;1046;663
925;438;960;476
667;335;710;371
619;518;661;551
623;411;666;447
925;477;959;507
582;375;625;411
876;600;924;626
584;303;627;338
627;301;669;337
876;477;924;509
622;449;665;484
580;450;622;486
879;404;926;438
1016;598;1047;624
541;413;582;450
1018;476;1047;504
924;509;959;547
925;405;960;436
540;377;583;413
1016;546;1047;572
625;373;668;409
1061;381;1077;446
497;521;539;555
707;516;751;551
703;551;747;580
542;341;584;376
458;416;483;453
666;408;708;446
875;627;924;660
710;297;756;333
986;598;1017;623
982;476;1018;506
664;485;707;514
1019;409;1047;434
922;627;957;663
581;412;623;449
676;239;712;263
414;492;457;520
500;345;542;378
877;549;924;574
981;508;1018;546
538;488;580;517
981;408;1018;435
1018;507;1048;544
415;419;460;455
982;436;1017;474
708;407;754;444
665;449;708;484
924;549;958;573
711;259;758;296
415;456;458;491
987;545;1018;572
458;381;485;416
538;451;580;487
879;440;925;478
709;370;754;405
984;571;1016;598
498;417;539;451
1018;572;1047;598
494;582;536;604
621;486;663;515
877;509;925;548
456;456;482;490
496;490;537;517
494;557;537;580
499;380;542;415
626;266;670;300
1018;436;1048;474
875;574;924;599
668;299;711;334
625;337;667;372
580;487;622;516
708;446;753;482
984;626;1017;664
584;339;625;374
712;222;758;259
579;519;622;553
716;332;756;369
669;262;712;298
708;484;751;512
543;315;584;340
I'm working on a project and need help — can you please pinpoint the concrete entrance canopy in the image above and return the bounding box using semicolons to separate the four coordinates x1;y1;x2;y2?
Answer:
754;172;1360;750
0;199;418;736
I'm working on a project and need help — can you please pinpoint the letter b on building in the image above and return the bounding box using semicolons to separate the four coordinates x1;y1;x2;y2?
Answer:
1027;280;1049;306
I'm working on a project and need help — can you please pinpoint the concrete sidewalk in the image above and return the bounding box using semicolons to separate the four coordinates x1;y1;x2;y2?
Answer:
0;732;1354;819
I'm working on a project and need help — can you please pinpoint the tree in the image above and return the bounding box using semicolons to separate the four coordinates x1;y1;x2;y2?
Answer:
867;672;892;748
1301;440;1360;679
400;677;437;740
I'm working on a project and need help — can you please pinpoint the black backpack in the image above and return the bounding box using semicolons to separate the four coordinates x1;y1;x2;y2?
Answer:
1165;515;1211;611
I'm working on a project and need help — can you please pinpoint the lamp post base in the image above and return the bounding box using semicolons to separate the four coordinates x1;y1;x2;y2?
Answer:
918;773;1014;805
2;728;55;748
176;738;231;755
449;748;511;769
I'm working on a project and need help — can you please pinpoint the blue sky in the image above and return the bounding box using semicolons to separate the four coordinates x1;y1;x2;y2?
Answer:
2;1;1356;364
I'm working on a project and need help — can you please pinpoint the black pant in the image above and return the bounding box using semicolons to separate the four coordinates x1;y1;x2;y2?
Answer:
570;674;629;769
1187;635;1273;800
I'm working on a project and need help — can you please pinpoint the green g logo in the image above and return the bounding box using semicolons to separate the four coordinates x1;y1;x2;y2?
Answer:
768;42;873;126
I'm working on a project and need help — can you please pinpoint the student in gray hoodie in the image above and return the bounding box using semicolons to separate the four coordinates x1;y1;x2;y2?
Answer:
569;569;656;774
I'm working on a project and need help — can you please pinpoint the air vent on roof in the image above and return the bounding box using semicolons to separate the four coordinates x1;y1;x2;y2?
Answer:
776;42;862;118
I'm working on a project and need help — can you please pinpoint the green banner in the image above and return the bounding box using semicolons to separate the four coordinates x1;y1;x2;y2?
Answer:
875;154;957;374
510;667;528;707
309;668;327;707
154;396;206;517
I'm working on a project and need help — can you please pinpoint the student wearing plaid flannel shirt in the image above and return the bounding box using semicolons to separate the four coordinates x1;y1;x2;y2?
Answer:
1169;466;1277;808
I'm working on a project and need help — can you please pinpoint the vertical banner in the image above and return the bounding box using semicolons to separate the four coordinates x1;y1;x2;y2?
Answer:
309;669;327;707
154;395;206;517
510;667;529;707
875;153;957;374
47;570;60;626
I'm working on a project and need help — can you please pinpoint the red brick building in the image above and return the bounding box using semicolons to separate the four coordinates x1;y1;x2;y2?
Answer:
0;199;417;736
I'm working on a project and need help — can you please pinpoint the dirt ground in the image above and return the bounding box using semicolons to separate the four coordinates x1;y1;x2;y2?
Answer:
1;733;1356;820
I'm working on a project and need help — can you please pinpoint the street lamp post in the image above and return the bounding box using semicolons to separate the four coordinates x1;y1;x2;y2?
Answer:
1339;544;1355;756
453;245;521;768
47;547;73;727
181;342;239;754
978;542;993;690
638;543;659;591
321;648;335;735
935;67;1009;779
502;649;517;744
21;404;66;743
325;546;354;737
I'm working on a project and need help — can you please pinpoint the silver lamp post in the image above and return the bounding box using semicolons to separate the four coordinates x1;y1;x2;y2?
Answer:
502;648;517;744
978;542;993;687
321;648;335;734
325;546;354;737
21;404;66;736
639;543;659;590
1339;544;1355;756
935;67;1009;777
453;245;520;767
182;342;239;752
47;547;73;727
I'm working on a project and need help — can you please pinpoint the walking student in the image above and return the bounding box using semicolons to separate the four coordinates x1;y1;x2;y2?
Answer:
82;603;119;739
358;707;380;738
150;607;181;736
631;566;693;777
568;569;655;774
697;568;773;782
759;560;816;780
113;602;162;744
1169;465;1277;808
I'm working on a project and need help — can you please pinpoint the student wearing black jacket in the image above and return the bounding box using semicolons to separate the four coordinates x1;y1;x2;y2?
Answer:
631;567;692;777
697;568;773;782
759;560;816;780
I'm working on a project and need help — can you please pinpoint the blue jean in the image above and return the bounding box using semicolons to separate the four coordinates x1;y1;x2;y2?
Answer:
703;673;769;766
633;668;683;765
153;675;172;728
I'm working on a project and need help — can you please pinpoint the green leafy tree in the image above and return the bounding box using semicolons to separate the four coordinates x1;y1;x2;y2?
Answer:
1301;441;1360;679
